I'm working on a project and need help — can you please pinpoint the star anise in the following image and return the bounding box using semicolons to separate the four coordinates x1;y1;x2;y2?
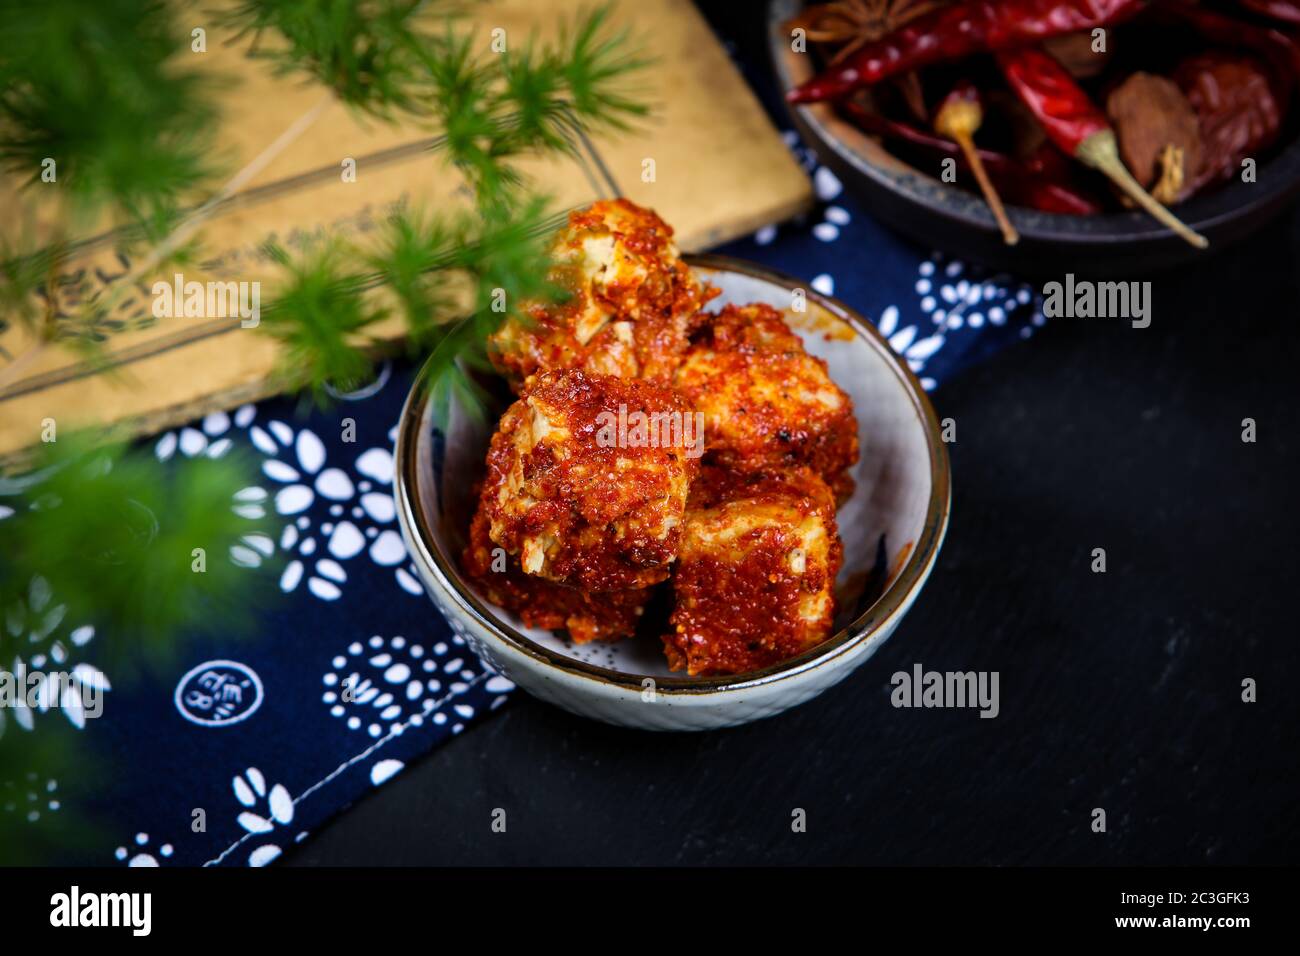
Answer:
789;0;952;64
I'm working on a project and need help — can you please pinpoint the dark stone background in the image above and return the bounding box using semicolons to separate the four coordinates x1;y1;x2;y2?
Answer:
286;4;1300;867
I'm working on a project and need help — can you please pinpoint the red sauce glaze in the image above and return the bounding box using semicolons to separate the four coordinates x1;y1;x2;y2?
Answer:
687;462;838;513
488;199;717;387
459;202;865;678
478;369;698;592
462;506;648;643
664;465;844;677
674;303;860;499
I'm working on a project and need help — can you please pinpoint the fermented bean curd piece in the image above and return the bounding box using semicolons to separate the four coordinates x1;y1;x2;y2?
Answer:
664;466;843;677
488;199;717;388
477;369;698;592
461;506;649;643
674;303;859;498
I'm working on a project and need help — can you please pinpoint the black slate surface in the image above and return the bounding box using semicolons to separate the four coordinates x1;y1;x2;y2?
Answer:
283;196;1300;868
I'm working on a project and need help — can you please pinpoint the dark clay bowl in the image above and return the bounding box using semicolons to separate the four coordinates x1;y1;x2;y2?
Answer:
769;0;1300;276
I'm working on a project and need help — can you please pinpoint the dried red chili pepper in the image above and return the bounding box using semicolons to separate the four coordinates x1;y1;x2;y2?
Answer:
934;82;1021;244
1235;0;1300;24
1010;170;1106;215
1175;53;1283;189
1154;0;1300;109
842;101;1104;214
995;47;1209;247
1043;30;1112;77
786;0;1144;103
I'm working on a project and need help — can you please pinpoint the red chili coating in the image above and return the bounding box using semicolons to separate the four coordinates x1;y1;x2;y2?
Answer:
462;505;649;643
674;303;859;498
664;466;843;677
461;201;863;676
488;199;716;388
477;369;698;592
787;0;1144;104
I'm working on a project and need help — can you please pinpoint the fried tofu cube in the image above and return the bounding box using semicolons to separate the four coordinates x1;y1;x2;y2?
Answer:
664;466;843;676
478;369;698;592
462;506;648;643
673;303;859;497
489;199;716;387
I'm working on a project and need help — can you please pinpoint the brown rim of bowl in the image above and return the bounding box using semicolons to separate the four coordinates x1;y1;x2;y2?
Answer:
394;253;952;694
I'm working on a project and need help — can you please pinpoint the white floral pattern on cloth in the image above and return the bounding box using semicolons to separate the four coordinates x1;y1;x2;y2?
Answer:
233;767;295;867
324;634;485;738
95;367;518;867
0;575;108;738
106;788;300;868
153;406;425;602
114;832;174;867
194;658;511;867
911;256;1040;335
242;419;417;600
874;253;1036;392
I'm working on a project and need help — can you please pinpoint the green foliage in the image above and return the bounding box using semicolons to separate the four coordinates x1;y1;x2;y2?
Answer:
366;207;461;349
417;4;652;206
220;0;442;116
0;2;650;418
420;196;567;424
0;436;275;674
0;0;221;229
554;5;653;136
257;240;388;401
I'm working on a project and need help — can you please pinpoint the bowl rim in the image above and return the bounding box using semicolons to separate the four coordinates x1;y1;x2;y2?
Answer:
767;0;1300;244
394;253;951;695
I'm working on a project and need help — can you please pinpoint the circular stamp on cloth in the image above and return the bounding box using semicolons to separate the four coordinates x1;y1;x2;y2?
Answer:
174;660;264;727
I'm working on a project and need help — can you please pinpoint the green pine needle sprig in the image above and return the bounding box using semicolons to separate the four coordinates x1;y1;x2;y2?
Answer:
257;240;389;401
366;206;463;350
556;4;654;133
220;0;448;117
415;4;653;206
0;435;276;674
0;0;221;230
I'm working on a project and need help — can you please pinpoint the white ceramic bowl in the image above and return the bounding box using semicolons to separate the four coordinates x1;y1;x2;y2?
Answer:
394;254;950;730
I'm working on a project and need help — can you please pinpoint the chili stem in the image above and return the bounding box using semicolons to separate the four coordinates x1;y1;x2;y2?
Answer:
1077;131;1208;249
954;132;1019;245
